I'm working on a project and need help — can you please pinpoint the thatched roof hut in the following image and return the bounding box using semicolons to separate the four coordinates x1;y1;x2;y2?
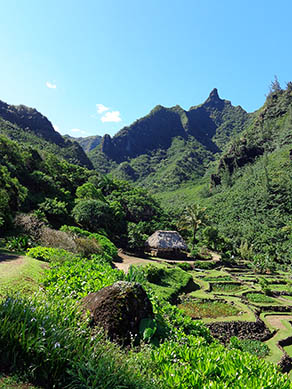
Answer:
145;230;188;258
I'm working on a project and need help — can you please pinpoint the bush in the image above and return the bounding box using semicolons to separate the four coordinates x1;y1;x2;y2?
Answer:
60;225;118;261
144;265;167;285
5;235;34;252
39;227;77;252
194;261;217;270
176;262;193;271
26;246;79;263
74;236;102;257
14;213;45;241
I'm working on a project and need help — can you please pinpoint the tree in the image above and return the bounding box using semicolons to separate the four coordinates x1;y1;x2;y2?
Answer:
178;204;208;248
76;182;105;202
269;75;281;94
72;199;114;233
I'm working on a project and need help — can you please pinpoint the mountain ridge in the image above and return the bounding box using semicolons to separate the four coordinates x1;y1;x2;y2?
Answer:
88;89;251;189
0;99;93;169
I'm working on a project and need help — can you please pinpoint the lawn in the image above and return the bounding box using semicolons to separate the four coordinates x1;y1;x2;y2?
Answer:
0;253;46;298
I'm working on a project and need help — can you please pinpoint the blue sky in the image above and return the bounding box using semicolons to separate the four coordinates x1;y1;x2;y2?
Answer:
1;0;291;137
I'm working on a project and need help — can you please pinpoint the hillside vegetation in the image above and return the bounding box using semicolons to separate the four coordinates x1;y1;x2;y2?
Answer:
0;99;93;169
2;83;292;387
88;89;251;190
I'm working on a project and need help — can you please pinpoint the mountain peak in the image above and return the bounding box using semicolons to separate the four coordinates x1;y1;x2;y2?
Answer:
208;88;220;100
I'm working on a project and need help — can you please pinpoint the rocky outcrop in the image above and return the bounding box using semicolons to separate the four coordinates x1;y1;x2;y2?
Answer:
0;99;93;169
81;281;153;345
0;100;64;146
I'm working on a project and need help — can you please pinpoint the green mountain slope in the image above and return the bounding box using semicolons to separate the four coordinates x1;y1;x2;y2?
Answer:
0;99;93;169
64;134;102;153
155;84;292;263
89;89;250;190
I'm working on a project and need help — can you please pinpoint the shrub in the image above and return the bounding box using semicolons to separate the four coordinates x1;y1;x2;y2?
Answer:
26;246;79;263
13;213;45;241
5;235;34;252
39;227;77;252
144;265;166;285
194;261;217;270
60;225;118;260
176;262;193;271
43;256;124;299
74;237;101;257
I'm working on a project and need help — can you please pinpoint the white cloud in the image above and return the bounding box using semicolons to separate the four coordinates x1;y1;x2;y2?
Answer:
96;104;109;114
46;81;57;89
70;128;87;135
101;111;122;123
53;124;60;132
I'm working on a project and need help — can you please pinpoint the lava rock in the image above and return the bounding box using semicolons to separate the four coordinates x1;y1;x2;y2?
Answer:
82;281;153;345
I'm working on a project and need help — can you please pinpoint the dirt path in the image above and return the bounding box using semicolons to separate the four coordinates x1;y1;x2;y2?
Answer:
265;315;292;330
113;250;220;272
0;253;26;266
113;252;156;272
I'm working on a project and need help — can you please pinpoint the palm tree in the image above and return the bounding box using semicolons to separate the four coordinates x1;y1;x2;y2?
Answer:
178;204;208;248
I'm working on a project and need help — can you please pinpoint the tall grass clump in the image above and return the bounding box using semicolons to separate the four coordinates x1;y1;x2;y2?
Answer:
0;295;154;389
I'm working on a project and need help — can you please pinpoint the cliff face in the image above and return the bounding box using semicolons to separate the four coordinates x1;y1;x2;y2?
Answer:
0;100;65;145
99;89;249;164
0;99;93;169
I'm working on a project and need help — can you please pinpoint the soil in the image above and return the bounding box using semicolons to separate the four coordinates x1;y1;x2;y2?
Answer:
265;315;292;330
113;252;155;272
113;250;220;272
0;254;26;266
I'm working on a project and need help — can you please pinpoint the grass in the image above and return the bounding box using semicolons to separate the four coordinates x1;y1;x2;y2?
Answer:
144;263;197;302
178;299;240;319
261;313;292;365
0;254;46;298
0;373;40;388
203;275;233;282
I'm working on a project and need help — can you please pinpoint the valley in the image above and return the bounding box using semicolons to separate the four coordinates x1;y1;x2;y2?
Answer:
1;83;292;387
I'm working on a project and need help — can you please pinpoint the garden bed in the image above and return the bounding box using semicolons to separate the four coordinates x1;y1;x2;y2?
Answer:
178;298;240;319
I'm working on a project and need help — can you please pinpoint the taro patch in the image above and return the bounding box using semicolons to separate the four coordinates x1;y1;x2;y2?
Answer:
178;298;240;319
211;282;242;293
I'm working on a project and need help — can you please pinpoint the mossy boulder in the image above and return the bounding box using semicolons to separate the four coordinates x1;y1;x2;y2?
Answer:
82;281;153;345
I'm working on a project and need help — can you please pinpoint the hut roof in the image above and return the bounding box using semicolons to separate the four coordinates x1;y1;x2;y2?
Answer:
145;230;188;250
